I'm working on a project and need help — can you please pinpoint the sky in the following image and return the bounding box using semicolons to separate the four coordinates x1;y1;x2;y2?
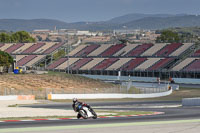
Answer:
0;0;199;22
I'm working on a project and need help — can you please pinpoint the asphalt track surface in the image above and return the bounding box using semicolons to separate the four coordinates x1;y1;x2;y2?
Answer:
1;101;200;129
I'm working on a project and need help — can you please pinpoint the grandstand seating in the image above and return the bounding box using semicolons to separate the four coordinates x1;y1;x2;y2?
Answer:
25;55;45;66
114;44;139;56
126;43;153;57
22;43;45;54
148;58;174;71
88;44;112;56
12;43;33;54
100;44;126;57
120;58;147;71
183;59;200;71
0;44;4;48
69;45;87;56
80;58;105;70
16;55;26;62
170;43;193;56
192;49;200;56
70;58;93;70
47;58;68;69
34;42;55;54
135;58;161;70
4;43;24;54
56;58;80;70
172;58;196;71
106;58;132;70
42;42;64;54
92;58;119;70
17;55;37;66
74;45;100;57
141;43;167;56
154;43;183;57
0;43;12;51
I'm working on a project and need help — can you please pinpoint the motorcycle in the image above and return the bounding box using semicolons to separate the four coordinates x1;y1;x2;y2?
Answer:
78;105;97;119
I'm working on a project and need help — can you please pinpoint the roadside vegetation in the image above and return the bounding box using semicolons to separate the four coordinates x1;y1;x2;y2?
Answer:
156;29;199;43
0;31;36;43
0;51;13;73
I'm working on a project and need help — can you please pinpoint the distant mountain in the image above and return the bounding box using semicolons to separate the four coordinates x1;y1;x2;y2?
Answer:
0;14;200;31
107;13;181;24
122;15;200;29
0;19;69;31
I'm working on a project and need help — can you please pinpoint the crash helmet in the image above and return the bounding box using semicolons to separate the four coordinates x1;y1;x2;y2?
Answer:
73;98;78;103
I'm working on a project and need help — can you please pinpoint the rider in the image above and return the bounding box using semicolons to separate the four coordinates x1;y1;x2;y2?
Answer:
72;98;92;119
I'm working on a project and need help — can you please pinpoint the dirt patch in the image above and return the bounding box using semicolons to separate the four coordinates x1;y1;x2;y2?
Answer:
0;72;119;99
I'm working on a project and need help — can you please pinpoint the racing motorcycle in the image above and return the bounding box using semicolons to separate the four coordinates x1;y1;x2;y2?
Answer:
78;105;97;119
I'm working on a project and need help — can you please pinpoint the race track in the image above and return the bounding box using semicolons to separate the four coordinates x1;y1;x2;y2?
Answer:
1;100;200;131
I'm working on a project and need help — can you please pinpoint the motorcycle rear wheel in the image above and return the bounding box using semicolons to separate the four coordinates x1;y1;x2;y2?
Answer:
79;110;88;119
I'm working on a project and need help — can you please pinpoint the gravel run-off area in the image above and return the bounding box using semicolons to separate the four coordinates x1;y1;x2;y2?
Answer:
0;100;109;118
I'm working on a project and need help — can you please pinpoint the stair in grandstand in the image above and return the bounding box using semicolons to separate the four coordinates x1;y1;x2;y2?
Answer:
182;59;200;71
30;55;47;67
147;58;175;71
169;44;196;70
190;43;200;57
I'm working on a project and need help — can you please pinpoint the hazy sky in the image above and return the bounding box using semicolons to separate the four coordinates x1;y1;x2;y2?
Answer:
0;0;199;22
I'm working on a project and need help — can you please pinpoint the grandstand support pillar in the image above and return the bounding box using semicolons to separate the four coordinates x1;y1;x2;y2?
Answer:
67;41;70;74
45;59;46;69
51;54;53;64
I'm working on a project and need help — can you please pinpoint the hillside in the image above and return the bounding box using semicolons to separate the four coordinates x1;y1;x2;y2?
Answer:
123;15;200;29
0;14;200;31
0;72;118;98
107;13;179;24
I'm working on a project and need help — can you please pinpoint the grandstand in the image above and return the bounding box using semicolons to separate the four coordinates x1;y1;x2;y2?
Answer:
0;42;65;68
3;41;198;78
46;42;200;78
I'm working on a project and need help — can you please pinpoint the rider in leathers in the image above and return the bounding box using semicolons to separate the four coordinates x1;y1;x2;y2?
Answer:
72;98;92;119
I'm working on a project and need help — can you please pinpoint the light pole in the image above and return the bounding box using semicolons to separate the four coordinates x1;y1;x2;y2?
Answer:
67;41;69;74
66;35;70;74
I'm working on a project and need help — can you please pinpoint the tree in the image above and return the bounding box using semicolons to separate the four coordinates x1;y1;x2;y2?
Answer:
156;30;181;43
36;35;43;41
0;31;36;43
11;31;36;43
0;33;11;43
0;51;13;68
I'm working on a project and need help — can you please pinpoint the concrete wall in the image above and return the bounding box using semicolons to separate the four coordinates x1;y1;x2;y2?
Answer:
0;95;35;100
182;97;200;106
48;89;172;100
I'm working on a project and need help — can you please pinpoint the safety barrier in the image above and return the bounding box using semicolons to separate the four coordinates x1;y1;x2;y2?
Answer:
182;97;200;106
0;95;35;100
48;89;172;100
